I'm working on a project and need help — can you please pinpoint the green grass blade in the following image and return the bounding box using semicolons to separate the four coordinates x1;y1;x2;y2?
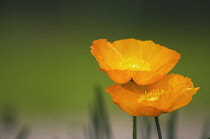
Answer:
200;117;210;139
85;85;113;139
167;111;178;139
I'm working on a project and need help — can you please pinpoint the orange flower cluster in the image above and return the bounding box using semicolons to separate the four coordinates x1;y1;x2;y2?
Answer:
90;39;199;117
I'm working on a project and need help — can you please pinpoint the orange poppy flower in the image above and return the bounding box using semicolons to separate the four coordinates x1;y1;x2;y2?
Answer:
90;39;180;85
106;74;200;117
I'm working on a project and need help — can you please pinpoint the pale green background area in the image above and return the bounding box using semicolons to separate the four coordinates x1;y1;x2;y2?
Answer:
0;1;209;119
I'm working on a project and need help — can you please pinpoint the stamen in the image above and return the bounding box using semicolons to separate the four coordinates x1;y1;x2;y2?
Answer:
117;57;151;71
137;89;165;103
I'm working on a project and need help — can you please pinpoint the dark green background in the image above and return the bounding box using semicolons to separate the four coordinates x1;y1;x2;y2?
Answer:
0;0;209;118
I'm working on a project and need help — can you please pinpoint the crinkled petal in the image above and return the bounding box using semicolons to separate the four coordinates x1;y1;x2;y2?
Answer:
133;71;166;85
139;74;199;111
106;84;164;117
90;39;122;70
113;39;165;61
102;69;134;84
167;87;200;112
150;49;180;74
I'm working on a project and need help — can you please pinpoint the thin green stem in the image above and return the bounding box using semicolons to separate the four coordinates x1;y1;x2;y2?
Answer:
154;116;162;139
133;116;137;139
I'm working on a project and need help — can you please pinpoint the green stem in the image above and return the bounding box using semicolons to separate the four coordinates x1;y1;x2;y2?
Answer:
154;116;162;139
133;116;137;139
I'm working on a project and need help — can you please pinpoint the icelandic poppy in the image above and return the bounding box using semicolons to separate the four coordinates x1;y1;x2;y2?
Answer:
90;39;180;85
106;74;200;117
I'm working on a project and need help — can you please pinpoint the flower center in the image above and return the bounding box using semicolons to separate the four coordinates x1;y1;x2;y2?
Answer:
137;89;165;103
117;57;151;71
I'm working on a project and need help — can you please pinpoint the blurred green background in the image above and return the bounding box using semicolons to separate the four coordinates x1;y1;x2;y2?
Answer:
0;0;209;130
